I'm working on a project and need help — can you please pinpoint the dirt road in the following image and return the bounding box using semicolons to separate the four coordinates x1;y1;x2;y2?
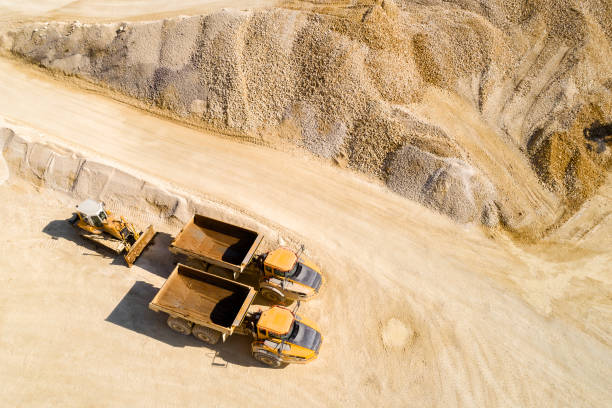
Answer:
1;55;611;407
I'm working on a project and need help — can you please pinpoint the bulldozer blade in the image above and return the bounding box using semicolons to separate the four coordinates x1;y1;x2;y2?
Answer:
124;225;156;267
77;229;125;254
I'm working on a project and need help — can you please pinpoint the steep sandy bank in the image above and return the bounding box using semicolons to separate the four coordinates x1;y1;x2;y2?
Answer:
1;0;611;237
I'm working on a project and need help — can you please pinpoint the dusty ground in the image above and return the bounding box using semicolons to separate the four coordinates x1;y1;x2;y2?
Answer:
1;59;611;406
0;1;611;407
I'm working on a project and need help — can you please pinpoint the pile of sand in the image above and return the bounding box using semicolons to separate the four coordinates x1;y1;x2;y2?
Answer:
1;0;611;237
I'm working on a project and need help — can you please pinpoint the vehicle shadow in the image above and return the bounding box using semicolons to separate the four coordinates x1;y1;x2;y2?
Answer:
105;281;269;368
42;219;175;278
129;231;176;279
42;218;117;261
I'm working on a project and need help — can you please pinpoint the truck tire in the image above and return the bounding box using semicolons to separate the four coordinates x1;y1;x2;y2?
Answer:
192;324;221;345
253;351;284;368
167;316;193;335
260;286;285;304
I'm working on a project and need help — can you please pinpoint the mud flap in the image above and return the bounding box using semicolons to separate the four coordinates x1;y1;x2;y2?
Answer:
124;225;156;267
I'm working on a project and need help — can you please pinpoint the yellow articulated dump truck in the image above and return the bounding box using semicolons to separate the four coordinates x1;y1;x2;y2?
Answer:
149;264;323;367
169;214;324;304
69;199;155;267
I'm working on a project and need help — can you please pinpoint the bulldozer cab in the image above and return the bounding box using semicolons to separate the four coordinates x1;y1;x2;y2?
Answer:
76;199;108;228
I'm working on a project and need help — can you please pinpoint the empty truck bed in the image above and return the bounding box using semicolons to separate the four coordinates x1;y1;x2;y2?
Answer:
149;264;257;334
170;214;263;273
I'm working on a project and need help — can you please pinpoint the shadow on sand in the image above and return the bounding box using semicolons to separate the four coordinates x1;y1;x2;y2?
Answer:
42;219;175;278
105;281;268;368
44;220;283;368
584;121;612;152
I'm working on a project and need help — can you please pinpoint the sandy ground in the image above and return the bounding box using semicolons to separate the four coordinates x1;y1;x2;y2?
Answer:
0;1;611;406
1;54;611;406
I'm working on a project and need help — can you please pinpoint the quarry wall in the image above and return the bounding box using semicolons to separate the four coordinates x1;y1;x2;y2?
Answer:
0;122;287;250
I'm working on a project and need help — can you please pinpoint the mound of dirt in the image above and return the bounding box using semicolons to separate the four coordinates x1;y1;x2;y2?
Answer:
1;0;611;237
387;145;498;225
529;103;612;216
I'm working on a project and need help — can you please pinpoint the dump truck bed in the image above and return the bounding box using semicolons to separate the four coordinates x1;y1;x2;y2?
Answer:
149;264;257;335
170;214;263;275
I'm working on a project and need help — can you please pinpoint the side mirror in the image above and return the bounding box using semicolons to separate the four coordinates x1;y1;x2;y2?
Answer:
296;244;306;259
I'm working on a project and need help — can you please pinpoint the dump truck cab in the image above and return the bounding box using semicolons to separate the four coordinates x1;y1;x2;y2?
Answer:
259;248;324;303
249;305;322;367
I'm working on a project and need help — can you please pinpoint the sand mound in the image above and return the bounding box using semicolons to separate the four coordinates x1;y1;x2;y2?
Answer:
381;317;413;349
1;0;611;236
387;145;498;225
529;103;612;215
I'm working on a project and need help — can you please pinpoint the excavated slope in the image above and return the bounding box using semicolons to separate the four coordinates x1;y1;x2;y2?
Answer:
1;0;611;237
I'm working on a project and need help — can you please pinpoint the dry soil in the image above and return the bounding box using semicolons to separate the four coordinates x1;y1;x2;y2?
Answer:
0;59;611;407
0;1;611;407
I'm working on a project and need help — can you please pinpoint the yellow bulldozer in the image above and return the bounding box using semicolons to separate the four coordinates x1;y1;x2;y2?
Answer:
69;199;156;267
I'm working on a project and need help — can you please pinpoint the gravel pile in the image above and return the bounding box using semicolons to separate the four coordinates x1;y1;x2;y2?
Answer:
2;0;610;236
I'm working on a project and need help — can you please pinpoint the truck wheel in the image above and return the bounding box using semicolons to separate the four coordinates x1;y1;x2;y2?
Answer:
260;287;285;304
253;351;284;368
167;316;193;335
192;325;221;345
